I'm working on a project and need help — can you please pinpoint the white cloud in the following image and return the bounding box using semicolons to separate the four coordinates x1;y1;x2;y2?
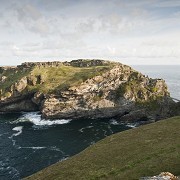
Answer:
13;3;51;35
76;19;95;34
16;4;42;21
0;0;180;65
153;0;180;7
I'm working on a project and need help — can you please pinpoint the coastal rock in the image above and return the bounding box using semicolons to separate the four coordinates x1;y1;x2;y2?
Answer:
32;92;44;106
170;102;180;116
0;93;39;112
40;63;171;121
0;60;176;122
13;77;28;94
140;172;179;180
0;76;7;83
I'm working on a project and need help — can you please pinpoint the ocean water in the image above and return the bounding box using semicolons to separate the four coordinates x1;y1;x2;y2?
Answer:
0;112;131;180
0;65;179;180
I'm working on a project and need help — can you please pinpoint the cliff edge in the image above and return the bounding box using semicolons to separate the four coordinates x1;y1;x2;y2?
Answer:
0;59;176;122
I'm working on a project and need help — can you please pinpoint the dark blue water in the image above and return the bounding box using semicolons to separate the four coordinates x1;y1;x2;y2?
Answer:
0;112;131;180
0;65;179;180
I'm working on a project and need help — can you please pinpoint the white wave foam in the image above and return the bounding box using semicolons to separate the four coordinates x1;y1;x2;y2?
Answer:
19;146;64;152
79;126;93;132
110;119;137;128
8;127;23;147
126;123;137;128
49;146;64;153
12;126;23;136
19;146;46;150
12;112;71;126
58;157;69;163
110;119;119;125
10;118;27;124
32;119;72;126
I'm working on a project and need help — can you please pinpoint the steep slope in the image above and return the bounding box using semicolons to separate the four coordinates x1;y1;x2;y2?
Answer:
0;59;175;121
24;116;180;180
0;60;113;112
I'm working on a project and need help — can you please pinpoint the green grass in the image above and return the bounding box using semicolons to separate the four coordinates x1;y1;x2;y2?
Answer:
25;116;180;180
0;67;31;95
0;64;112;95
31;65;111;94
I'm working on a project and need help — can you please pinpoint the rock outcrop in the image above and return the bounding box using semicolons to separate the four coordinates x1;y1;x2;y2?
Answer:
0;59;177;122
140;172;179;180
0;92;39;112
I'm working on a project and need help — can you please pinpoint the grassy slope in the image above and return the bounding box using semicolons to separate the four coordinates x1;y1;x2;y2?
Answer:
0;65;111;96
30;65;111;94
0;68;31;93
25;116;180;180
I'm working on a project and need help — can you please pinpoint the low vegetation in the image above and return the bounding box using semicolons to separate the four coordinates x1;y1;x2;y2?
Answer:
25;116;180;180
0;64;112;96
0;67;31;93
31;65;111;93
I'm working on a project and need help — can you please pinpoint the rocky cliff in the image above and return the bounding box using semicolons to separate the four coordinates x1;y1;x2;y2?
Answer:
0;59;176;122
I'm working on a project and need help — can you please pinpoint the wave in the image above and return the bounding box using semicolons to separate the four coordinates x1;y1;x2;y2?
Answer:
79;126;93;132
110;119;119;125
126;123;137;128
8;126;23;147
18;146;46;150
110;119;137;128
18;146;64;153
12;126;23;137
11;112;71;126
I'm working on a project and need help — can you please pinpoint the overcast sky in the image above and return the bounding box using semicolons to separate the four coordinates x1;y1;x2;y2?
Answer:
0;0;180;65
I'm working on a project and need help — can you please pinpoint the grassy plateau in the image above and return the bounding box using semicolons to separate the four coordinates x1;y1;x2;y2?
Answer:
0;64;112;96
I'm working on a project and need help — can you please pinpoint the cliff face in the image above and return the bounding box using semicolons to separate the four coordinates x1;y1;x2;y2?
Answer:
0;59;174;122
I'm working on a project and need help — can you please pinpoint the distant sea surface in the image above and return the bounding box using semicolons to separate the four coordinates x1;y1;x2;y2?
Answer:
0;65;180;180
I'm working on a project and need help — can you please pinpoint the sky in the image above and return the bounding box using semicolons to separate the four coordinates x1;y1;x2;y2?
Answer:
0;0;180;65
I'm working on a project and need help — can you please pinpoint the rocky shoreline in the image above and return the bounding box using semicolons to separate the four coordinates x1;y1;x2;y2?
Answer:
0;59;179;123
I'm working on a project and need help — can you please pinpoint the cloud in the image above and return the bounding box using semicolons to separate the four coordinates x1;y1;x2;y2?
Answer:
76;19;95;34
99;14;122;32
29;19;50;34
107;45;116;55
97;12;148;35
37;0;81;10
13;3;50;35
153;0;180;7
16;4;42;21
0;12;3;18
0;0;180;65
112;0;158;8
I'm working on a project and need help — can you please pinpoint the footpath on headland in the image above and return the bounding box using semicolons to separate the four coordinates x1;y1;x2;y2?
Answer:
25;116;180;180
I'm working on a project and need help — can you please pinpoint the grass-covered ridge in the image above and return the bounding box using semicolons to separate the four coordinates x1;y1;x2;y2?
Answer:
25;116;180;180
30;65;111;94
0;60;113;97
0;67;31;94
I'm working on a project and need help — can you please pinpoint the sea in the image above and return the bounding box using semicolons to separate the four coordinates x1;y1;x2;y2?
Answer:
0;65;180;180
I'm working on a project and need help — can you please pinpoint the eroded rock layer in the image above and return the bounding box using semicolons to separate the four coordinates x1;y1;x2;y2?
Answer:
0;59;176;122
